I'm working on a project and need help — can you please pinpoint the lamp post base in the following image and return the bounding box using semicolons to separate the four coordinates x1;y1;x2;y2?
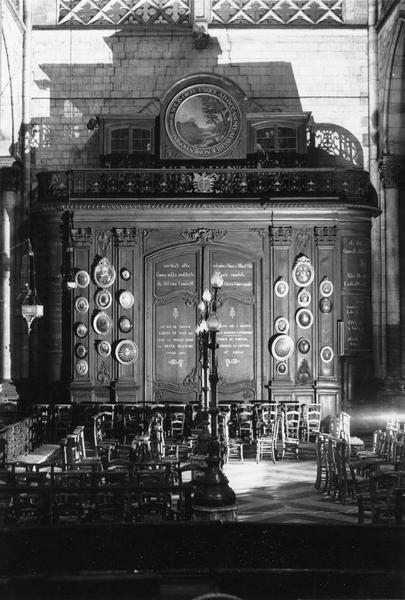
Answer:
192;440;237;521
192;503;238;522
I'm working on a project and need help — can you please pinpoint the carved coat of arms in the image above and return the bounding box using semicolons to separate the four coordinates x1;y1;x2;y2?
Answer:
193;172;217;193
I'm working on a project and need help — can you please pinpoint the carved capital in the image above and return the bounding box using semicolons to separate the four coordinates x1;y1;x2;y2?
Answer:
71;227;92;248
270;226;292;246
379;156;404;189
114;227;137;247
96;229;111;256
315;226;337;246
181;228;227;244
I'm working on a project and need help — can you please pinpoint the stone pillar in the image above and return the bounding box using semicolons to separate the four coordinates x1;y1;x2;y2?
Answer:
0;166;20;402
379;155;403;380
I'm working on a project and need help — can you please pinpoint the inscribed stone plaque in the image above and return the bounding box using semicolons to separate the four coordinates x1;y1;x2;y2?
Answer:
217;298;254;384
342;237;370;291
212;253;255;385
154;252;198;387
343;295;371;353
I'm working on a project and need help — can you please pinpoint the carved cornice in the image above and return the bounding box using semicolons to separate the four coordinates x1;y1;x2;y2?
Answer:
379;156;404;189
114;227;137;247
315;226;337;246
270;226;292;246
96;229;111;255
180;227;227;244
71;227;92;247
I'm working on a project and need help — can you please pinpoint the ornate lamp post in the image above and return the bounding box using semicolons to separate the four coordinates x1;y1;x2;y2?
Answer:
193;272;236;521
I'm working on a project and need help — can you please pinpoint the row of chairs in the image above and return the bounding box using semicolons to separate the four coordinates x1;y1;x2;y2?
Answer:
0;461;192;526
315;420;405;523
34;401;322;447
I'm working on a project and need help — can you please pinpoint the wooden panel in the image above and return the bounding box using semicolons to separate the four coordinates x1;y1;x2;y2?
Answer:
147;248;200;403
212;250;258;401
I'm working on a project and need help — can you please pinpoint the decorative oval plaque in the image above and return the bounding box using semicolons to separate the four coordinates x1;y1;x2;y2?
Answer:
165;84;241;158
270;334;294;360
115;340;138;365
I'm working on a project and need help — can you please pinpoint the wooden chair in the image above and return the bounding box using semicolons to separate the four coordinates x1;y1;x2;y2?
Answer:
256;416;279;463
238;405;253;443
314;433;328;491
281;410;300;459
226;438;244;463
92;412;119;467
305;404;321;442
170;411;185;440
53;404;74;441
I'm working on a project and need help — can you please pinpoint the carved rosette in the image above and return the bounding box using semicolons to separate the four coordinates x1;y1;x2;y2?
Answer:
315;226;337;246
270;226;292;246
71;227;92;248
114;227;138;247
181;228;227;244
96;229;111;256
379;156;404;189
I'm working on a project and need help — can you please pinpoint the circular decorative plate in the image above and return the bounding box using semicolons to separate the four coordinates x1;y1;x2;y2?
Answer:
297;289;311;307
165;84;242;159
297;338;311;354
75;359;88;376
319;277;334;297
75;270;90;289
292;256;314;287
274;277;289;298
320;346;334;363
75;296;89;313
319;297;333;314
274;317;289;334
120;268;131;281
119;316;133;333
115;340;138;365
75;343;88;358
276;362;288;375
93;311;112;336
95;289;112;310
118;290;134;309
75;322;88;338
270;334;294;360
93;257;116;288
295;308;314;329
97;340;111;357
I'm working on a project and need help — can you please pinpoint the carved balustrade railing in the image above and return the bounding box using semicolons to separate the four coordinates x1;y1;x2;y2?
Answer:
37;168;372;203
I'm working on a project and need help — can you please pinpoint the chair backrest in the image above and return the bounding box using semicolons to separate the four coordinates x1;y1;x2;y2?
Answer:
170;412;185;438
285;410;300;438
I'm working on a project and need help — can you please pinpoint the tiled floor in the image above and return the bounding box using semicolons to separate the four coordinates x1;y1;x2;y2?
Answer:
222;443;358;524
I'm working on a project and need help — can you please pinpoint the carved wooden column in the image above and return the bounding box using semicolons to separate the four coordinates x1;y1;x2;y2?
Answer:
314;226;339;415
379;155;403;380
34;210;64;402
113;227;139;403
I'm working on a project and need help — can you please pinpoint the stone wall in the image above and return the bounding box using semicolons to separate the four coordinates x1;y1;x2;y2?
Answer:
30;25;369;170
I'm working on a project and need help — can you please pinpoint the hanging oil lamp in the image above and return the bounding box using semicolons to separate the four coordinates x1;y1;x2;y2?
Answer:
21;241;43;334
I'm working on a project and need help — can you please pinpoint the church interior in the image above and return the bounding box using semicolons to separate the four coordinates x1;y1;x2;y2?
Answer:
0;1;404;598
